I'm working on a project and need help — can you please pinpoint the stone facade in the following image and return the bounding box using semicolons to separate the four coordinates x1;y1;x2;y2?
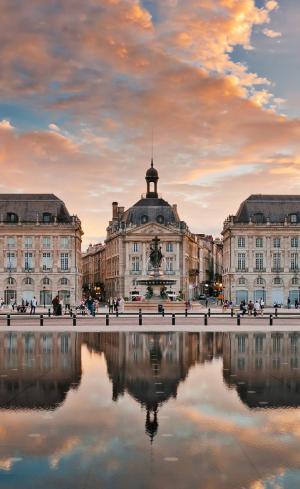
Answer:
222;195;300;306
0;194;83;306
87;161;223;300
82;242;105;298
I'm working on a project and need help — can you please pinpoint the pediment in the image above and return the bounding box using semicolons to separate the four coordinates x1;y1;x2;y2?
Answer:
126;222;180;237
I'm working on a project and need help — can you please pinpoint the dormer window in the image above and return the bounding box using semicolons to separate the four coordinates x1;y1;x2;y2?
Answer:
290;214;298;224
253;213;264;224
42;213;52;223
7;212;18;223
156;215;164;224
141;215;148;224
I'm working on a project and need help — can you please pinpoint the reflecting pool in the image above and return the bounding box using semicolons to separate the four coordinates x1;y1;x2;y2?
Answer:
0;331;300;488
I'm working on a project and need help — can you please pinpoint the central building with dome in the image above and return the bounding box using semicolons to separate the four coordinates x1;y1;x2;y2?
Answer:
97;160;222;300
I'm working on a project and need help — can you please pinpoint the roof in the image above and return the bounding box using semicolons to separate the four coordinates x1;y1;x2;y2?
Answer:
235;195;300;224
125;197;180;226
0;193;72;223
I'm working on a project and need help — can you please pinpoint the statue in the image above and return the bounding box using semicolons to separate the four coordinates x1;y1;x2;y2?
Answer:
149;236;163;269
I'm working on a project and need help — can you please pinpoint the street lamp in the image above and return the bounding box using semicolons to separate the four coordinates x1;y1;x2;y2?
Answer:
43;285;46;308
262;285;265;304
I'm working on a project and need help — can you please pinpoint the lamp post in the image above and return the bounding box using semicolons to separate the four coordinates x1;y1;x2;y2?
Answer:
298;286;300;307
262;285;265;304
43;286;46;308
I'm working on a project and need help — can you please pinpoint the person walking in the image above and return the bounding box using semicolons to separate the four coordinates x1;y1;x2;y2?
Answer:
248;300;254;315
108;297;113;313
260;298;265;316
52;295;59;316
30;296;37;315
254;300;261;316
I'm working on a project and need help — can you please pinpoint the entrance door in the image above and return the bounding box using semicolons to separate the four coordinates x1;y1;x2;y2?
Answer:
254;290;264;303
289;290;299;306
272;288;284;306
22;291;34;303
4;290;16;305
236;290;248;304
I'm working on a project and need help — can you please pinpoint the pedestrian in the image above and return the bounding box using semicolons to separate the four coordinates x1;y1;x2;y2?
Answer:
295;299;298;309
30;296;37;315
260;298;265;316
205;298;208;308
248;300;254;315
52;295;59;316
108;297;113;313
287;297;291;309
254;300;261;316
119;296;125;313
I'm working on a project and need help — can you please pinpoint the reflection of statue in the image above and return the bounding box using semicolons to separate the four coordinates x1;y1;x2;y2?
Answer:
149;236;163;268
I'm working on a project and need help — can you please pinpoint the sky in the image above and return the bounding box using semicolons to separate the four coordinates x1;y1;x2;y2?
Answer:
1;0;300;249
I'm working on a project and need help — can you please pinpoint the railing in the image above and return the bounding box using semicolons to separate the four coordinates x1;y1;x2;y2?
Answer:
130;270;142;275
4;267;17;272
235;268;248;272
253;268;266;272
41;267;53;272
271;268;284;272
23;268;34;273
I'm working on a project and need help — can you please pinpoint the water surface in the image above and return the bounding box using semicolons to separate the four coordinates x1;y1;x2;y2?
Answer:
0;331;300;489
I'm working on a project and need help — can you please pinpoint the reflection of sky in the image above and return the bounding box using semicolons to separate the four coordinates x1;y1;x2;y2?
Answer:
1;342;300;488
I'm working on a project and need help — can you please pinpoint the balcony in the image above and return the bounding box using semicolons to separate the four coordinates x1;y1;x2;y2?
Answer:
271;268;284;273
58;268;70;273
130;270;142;275
23;268;34;273
41;267;53;273
235;268;248;273
290;268;299;273
4;267;17;272
253;268;266;273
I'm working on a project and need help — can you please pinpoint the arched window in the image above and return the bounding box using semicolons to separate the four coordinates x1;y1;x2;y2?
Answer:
60;277;68;285
7;277;16;285
42;213;52;223
24;277;33;285
256;277;264;286
43;277;50;285
6;212;18;223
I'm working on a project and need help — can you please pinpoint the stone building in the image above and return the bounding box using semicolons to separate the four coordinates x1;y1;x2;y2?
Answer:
82;242;105;299
222;195;300;306
99;160;222;300
0;194;83;306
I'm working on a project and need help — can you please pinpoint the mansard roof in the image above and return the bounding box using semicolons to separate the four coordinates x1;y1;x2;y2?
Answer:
235;195;300;224
0;194;72;223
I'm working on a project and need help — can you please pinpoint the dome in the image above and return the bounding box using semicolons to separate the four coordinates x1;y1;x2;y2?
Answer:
146;159;158;181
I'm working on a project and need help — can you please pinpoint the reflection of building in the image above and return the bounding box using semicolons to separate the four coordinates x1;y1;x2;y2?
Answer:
84;161;222;300
85;332;223;442
222;195;300;306
0;194;83;306
223;332;300;408
0;332;82;409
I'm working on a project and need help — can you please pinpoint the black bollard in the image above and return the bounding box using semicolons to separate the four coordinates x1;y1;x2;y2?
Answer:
208;307;211;317
72;314;76;326
204;313;208;325
116;309;119;318
40;314;44;326
172;313;175;326
162;307;165;317
230;308;234;317
237;313;240;326
106;313;109;326
185;308;188;318
48;308;51;317
139;312;142;326
6;314;10;326
269;314;273;326
275;307;278;317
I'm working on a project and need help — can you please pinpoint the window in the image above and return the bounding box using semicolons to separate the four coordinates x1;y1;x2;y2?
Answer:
291;253;299;270
290;214;298;223
237;253;246;271
166;242;173;252
256;277;264;285
292;277;299;285
256;237;263;248
237;237;245;248
7;277;16;285
255;335;264;353
273;335;282;353
132;256;140;271
60;236;70;249
43;277;50;285
42;252;52;271
291;237;298;248
6;213;18;223
255;253;264;270
237;335;246;353
273;253;281;270
7;237;16;249
166;257;174;271
24;277;33;285
141;215;148;224
274;277;282;285
24;237;33;249
238;277;246;285
42;236;51;249
273;238;280;248
133;242;139;252
6;252;16;269
24;252;33;270
61;335;69;354
253;213;264;224
156;215;164;224
42;213;52;223
60;253;69;271
60;277;68;285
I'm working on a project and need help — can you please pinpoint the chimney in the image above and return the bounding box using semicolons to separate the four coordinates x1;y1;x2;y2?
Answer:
118;206;125;219
112;202;118;220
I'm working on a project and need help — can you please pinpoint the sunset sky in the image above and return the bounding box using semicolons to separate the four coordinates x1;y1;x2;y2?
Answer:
1;0;300;248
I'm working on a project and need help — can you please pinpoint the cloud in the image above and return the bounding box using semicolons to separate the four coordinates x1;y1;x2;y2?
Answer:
263;28;282;38
0;119;14;130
